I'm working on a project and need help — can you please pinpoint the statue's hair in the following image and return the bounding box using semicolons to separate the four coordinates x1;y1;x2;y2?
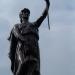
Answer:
19;8;30;23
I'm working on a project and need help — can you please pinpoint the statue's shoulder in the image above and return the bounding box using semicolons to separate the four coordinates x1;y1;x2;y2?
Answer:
11;23;20;34
8;24;21;41
13;24;20;29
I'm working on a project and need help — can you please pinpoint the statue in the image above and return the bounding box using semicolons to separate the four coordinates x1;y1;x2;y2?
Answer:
8;0;50;75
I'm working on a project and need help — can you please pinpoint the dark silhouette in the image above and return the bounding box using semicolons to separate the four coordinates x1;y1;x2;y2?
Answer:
8;0;50;75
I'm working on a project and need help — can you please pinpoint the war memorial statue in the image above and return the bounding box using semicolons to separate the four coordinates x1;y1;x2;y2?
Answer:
8;0;50;75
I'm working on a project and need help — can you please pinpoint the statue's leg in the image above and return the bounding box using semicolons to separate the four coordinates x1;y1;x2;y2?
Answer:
15;63;24;75
15;60;40;75
32;64;40;75
15;61;29;75
26;60;40;75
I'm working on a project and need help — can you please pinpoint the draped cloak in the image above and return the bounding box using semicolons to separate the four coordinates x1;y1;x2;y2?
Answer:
8;22;40;75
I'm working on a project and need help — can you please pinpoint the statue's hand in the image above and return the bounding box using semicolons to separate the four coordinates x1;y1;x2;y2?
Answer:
45;0;50;8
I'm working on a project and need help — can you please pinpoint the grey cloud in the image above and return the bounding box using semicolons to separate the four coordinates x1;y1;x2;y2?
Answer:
0;18;10;33
39;25;75;75
51;0;75;11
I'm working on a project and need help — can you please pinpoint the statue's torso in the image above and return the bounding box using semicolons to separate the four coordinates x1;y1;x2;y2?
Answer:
13;22;39;41
12;22;40;63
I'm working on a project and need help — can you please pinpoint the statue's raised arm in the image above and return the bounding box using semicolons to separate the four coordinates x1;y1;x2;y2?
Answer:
34;0;50;28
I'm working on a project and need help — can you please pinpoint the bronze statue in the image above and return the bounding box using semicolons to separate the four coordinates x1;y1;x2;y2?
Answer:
8;0;50;75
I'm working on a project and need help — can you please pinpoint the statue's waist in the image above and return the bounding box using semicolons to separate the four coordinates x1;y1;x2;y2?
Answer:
18;33;39;41
21;30;39;37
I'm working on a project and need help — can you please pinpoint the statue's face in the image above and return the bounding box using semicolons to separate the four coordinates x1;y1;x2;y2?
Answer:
19;8;30;22
21;12;30;20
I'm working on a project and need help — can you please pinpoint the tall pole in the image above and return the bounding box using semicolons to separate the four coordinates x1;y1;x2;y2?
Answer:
47;12;50;30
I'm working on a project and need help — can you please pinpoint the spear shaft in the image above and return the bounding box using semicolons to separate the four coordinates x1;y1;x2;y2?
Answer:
47;12;50;30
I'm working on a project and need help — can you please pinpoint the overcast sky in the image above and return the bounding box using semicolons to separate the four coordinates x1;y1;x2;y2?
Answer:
0;0;75;75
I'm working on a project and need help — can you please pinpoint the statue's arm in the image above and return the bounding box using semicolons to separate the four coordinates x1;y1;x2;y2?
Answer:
8;31;17;62
34;0;50;28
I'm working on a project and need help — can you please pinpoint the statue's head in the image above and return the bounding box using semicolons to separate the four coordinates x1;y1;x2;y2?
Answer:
19;8;30;23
